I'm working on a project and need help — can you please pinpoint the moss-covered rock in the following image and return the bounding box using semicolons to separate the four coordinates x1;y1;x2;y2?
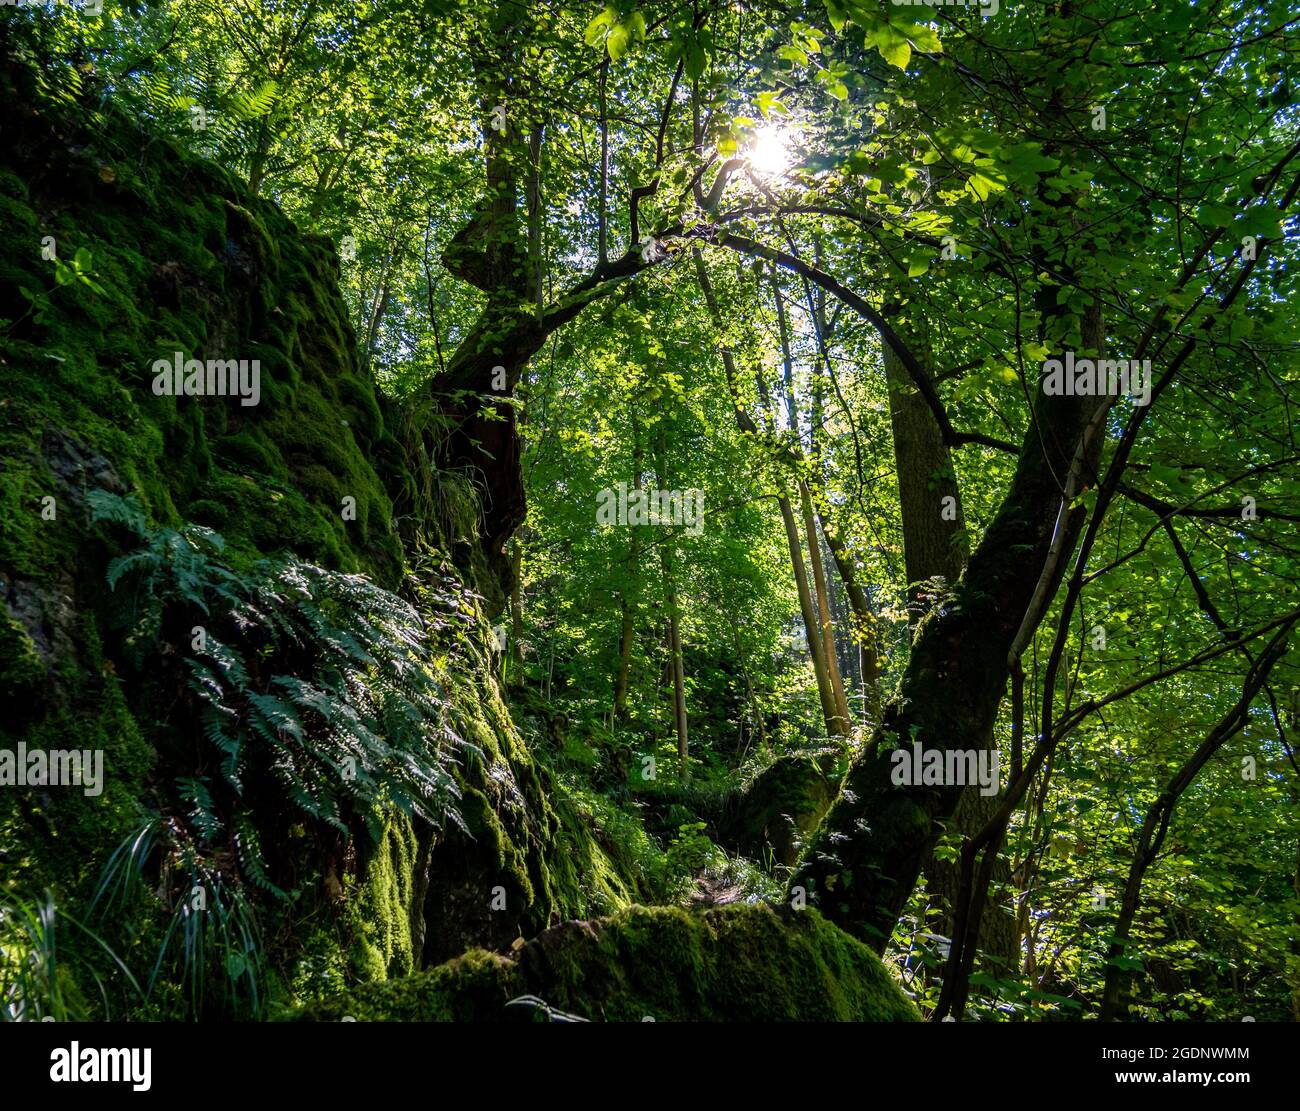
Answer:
0;53;410;928
417;631;643;966
296;903;920;1022
0;53;641;1006
718;755;837;867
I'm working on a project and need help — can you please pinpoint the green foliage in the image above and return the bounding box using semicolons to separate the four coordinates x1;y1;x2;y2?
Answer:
83;816;267;1019
666;821;717;875
0;890;143;1023
92;491;470;849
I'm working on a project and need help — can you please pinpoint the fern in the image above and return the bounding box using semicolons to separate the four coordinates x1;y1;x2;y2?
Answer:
177;778;222;845
93;491;472;891
232;816;286;901
230;79;278;120
88;488;147;537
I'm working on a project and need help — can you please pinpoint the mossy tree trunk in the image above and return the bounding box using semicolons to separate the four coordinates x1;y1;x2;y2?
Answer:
791;351;1109;950
882;313;1016;971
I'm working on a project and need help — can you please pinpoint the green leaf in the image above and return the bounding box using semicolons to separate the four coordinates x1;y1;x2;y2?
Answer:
583;7;615;47
904;24;942;53
1196;203;1235;227
607;23;629;61
1228;315;1254;342
684;41;706;80
881;39;911;70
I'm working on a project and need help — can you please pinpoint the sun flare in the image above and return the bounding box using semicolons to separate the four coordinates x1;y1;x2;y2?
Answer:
748;125;793;176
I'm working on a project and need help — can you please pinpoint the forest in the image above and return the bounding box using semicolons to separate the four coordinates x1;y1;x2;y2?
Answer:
0;0;1296;1029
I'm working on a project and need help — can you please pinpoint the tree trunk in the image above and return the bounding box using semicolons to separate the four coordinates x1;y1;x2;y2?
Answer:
801;480;851;733
883;328;968;604
799;253;883;724
778;493;844;737
653;426;689;779
880;315;1016;971
691;251;845;738
791;304;1110;952
614;428;644;719
819;513;882;724
773;274;850;737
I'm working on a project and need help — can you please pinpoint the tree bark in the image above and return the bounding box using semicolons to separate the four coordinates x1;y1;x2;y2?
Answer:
801;480;851;733
883;327;968;605
614;428;644;719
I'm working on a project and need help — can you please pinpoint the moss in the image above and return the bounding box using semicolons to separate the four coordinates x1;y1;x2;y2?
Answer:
214;430;284;477
719;755;836;867
0;602;45;694
346;818;419;981
0;662;155;900
296;903;920;1022
414;637;655;966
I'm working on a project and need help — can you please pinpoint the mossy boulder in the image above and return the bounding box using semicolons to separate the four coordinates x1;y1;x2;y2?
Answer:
296;903;920;1022
718;755;837;867
415;635;646;967
0;53;406;914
